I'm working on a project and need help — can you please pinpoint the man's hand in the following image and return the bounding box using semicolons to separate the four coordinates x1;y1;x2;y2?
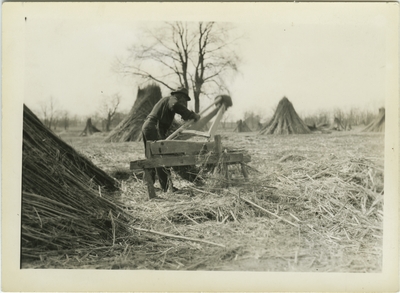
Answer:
193;112;201;122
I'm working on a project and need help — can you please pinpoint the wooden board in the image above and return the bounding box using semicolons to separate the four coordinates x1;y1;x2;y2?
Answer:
207;104;225;138
186;107;220;131
180;130;210;138
130;153;250;169
149;140;215;155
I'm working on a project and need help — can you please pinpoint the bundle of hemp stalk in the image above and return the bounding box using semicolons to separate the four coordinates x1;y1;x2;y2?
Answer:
21;105;134;259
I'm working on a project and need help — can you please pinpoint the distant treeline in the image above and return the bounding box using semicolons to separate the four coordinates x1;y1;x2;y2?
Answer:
40;111;129;132
36;107;381;133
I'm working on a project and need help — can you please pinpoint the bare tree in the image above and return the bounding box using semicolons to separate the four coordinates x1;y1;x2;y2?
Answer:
60;110;70;131
98;93;121;132
115;22;240;113
39;96;59;130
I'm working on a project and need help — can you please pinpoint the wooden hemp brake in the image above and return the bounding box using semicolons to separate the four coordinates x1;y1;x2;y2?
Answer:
130;95;251;199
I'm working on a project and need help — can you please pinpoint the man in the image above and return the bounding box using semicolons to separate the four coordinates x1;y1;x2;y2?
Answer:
142;87;200;192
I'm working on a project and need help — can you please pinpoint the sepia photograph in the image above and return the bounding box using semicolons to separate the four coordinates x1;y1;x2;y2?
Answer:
2;2;399;292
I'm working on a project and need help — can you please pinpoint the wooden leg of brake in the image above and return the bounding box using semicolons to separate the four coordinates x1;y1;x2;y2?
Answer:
240;163;249;180
144;168;157;199
223;163;230;187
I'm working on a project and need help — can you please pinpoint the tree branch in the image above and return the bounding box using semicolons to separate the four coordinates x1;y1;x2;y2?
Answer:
115;21;240;112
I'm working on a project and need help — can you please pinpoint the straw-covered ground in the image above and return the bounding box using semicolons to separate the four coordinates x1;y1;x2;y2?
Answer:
23;127;384;272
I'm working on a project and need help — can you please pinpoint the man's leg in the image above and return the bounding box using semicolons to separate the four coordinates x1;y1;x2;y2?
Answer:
143;124;175;192
157;131;175;192
156;167;170;192
142;128;157;184
157;130;177;192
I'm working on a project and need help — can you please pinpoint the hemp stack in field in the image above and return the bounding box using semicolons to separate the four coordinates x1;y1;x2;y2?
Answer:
22;105;132;259
331;117;345;131
362;107;385;132
105;84;162;142
234;119;252;132
259;97;311;135
79;117;101;136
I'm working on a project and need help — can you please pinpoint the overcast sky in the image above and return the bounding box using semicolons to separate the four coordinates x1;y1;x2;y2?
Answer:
21;2;395;121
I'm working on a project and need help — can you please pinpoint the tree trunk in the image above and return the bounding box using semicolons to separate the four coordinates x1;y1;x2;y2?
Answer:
194;96;200;113
106;113;112;132
63;118;69;130
193;88;201;113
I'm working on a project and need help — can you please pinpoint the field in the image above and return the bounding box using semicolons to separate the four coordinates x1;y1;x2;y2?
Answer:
22;126;384;272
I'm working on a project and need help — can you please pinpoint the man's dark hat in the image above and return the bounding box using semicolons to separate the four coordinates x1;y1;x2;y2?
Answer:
171;87;191;101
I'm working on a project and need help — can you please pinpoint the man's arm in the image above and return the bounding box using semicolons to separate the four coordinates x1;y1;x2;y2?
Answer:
169;96;199;121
